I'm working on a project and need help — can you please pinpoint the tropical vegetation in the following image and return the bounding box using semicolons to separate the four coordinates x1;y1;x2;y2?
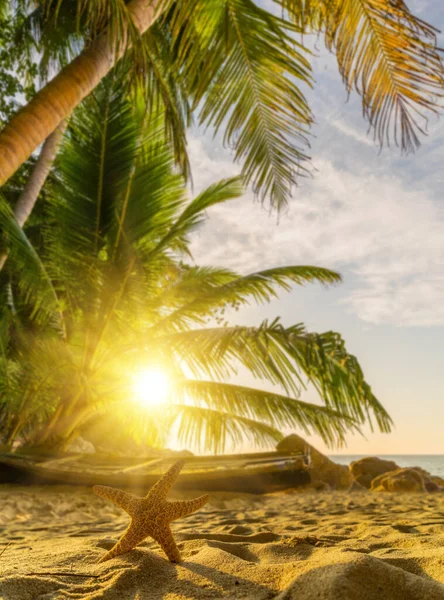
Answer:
0;82;392;453
0;0;442;212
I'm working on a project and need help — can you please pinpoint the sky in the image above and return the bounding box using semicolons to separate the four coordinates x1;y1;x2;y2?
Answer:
184;0;444;455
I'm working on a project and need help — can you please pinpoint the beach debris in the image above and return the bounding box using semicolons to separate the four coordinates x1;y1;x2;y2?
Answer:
93;460;209;563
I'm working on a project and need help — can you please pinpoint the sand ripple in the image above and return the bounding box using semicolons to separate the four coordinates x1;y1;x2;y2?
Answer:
0;486;443;599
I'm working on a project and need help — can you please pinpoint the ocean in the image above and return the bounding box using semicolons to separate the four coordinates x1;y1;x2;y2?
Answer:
329;455;444;478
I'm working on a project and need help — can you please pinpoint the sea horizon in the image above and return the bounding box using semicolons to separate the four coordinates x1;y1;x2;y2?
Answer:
329;454;444;478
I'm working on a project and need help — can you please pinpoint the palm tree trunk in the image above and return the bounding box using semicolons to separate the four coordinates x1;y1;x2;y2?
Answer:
0;0;159;187
0;122;67;272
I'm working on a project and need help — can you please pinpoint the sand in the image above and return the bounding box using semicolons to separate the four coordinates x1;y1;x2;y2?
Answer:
0;485;443;599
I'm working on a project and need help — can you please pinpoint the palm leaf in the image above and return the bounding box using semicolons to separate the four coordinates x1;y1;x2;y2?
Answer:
281;0;444;152
145;177;244;261
155;265;341;330
288;328;392;432
170;403;284;453
179;379;357;447
165;0;313;209
0;194;62;328
135;21;192;178
159;320;392;432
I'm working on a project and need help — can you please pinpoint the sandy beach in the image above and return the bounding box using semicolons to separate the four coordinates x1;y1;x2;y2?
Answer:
0;484;443;599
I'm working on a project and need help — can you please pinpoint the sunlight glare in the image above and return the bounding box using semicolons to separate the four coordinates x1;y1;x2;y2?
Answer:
132;368;170;409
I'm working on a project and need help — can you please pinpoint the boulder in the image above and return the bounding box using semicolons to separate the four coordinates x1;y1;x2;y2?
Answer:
431;475;444;487
424;479;441;493
276;434;354;489
349;457;399;488
407;467;443;492
370;468;426;493
408;467;444;491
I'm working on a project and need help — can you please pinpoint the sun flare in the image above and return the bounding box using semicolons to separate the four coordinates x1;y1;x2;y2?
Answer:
132;368;171;409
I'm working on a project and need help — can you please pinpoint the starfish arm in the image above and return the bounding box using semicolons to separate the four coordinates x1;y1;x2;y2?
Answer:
98;521;146;563
93;485;139;517
151;524;182;563
168;494;210;520
145;460;186;501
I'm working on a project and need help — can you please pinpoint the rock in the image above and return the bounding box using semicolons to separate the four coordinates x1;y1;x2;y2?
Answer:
431;475;444;487
408;467;444;491
408;468;443;492
371;468;426;493
354;473;376;488
424;479;441;493
348;480;367;493
66;436;95;454
410;466;430;479
276;434;354;489
349;457;399;488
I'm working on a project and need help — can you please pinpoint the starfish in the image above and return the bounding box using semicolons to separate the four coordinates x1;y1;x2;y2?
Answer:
93;460;209;563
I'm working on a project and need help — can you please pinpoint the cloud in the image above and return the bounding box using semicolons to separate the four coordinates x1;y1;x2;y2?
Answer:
330;119;375;147
187;137;444;327
184;1;444;328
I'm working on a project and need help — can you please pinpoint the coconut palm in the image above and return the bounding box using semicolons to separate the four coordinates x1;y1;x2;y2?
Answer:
0;82;391;453
0;0;442;211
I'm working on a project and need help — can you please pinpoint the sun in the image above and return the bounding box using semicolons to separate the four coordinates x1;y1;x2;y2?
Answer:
132;368;171;409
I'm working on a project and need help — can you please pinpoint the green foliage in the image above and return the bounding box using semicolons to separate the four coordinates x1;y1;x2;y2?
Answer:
0;81;392;452
1;0;442;207
161;0;313;207
0;4;37;125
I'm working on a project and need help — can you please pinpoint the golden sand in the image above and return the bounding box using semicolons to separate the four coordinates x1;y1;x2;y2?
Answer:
0;485;443;599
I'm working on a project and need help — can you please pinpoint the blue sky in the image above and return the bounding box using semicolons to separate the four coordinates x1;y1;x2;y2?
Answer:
185;0;444;455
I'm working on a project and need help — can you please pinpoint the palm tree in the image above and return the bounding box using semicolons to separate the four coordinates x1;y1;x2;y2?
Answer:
0;0;442;211
0;82;392;453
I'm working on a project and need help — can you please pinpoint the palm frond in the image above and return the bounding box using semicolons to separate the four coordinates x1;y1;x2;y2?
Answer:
288;328;393;432
180;379;357;447
170;403;283;453
159;320;392;433
165;0;312;209
155;265;341;330
142;266;238;322
134;21;192;178
158;322;315;394
47;81;137;260
146;177;244;261
0;194;62;328
281;0;444;152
